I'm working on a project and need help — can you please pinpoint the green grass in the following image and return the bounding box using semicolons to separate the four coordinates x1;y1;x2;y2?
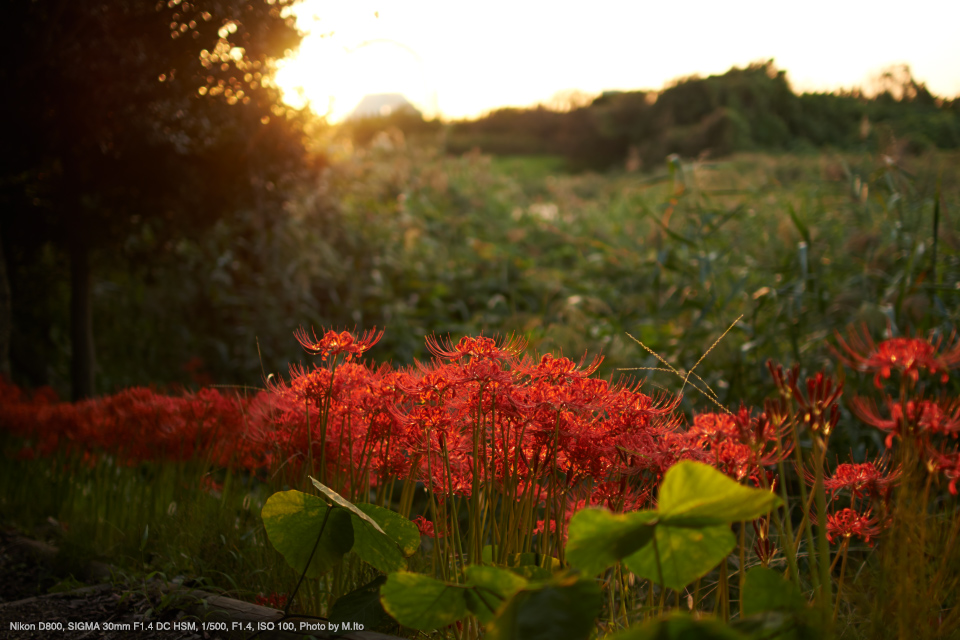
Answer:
488;154;570;181
0;439;301;607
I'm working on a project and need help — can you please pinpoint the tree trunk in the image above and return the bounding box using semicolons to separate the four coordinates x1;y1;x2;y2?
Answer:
0;225;11;379
70;240;95;400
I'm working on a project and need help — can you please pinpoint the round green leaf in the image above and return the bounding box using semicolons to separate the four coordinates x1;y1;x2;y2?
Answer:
329;576;395;632
464;565;529;623
380;572;469;631
356;503;420;557
624;524;734;591
658;461;782;527
261;490;354;578
348;510;406;574
566;508;658;577
486;577;602;640
742;567;805;616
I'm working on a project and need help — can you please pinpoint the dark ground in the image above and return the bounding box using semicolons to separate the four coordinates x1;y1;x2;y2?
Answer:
0;525;227;639
0;524;403;640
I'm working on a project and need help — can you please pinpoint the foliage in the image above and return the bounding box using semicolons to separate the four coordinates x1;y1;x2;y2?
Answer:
0;0;310;398
447;62;960;170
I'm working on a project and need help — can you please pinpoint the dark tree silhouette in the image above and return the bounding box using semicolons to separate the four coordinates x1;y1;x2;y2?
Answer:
0;0;310;399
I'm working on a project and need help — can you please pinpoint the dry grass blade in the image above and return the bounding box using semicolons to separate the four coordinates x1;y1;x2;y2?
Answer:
621;315;743;415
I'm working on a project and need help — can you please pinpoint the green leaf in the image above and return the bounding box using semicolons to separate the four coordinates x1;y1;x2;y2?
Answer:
486;576;602;640
742;567;805;616
624;524;734;591
261;490;354;578
566;508;658;576
607;613;747;640
346;504;419;573
464;565;529;623
786;203;811;245
309;476;385;534
348;515;405;573
357;503;420;557
658;461;782;527
329;575;394;632
380;572;469;631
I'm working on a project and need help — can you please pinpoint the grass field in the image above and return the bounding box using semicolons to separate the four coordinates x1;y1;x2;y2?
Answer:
3;144;959;639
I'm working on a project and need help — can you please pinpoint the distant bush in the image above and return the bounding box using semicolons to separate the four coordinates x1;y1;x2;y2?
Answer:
446;61;960;169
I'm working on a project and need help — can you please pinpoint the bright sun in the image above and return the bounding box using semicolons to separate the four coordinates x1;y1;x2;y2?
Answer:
274;1;433;123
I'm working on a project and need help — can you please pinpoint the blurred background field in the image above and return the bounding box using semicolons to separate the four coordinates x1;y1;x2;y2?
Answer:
8;104;959;417
2;4;960;634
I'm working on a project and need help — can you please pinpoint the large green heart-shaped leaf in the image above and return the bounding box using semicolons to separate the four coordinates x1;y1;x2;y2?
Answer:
485;576;602;640
742;567;805;616
346;503;418;573
380;572;469;631
566;508;659;577
329;575;395;632
464;565;529;623
261;490;354;578
658;461;782;527
357;503;420;557
624;524;734;591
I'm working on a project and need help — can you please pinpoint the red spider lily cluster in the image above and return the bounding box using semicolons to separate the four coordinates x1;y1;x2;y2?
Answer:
837;326;960;494
825;507;882;546
0;328;793;561
0;378;275;469
254;592;288;610
3;323;958;563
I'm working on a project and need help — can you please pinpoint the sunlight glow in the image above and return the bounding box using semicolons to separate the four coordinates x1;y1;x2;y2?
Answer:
274;0;960;123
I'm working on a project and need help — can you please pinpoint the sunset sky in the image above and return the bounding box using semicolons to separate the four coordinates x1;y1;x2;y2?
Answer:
273;0;960;123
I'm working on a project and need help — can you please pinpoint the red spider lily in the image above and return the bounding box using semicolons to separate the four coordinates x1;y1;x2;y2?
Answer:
294;326;384;362
425;334;526;361
689;411;739;441
917;397;960;437
254;593;288;610
752;517;777;565
825;507;883;546
689;408;792;482
850;396;960;449
927;448;960;495
815;457;901;500
272;363;334;406
515;352;604;383
766;361;843;436
834;326;960;389
398;360;461;402
412;515;445;539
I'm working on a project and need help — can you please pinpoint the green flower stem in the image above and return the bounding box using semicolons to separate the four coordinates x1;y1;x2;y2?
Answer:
790;416;821;594
813;436;833;630
738;522;746;618
718;558;730;622
832;538;850;624
774;430;801;586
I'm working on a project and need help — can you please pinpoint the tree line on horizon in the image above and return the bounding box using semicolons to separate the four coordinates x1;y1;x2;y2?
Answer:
355;61;960;169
